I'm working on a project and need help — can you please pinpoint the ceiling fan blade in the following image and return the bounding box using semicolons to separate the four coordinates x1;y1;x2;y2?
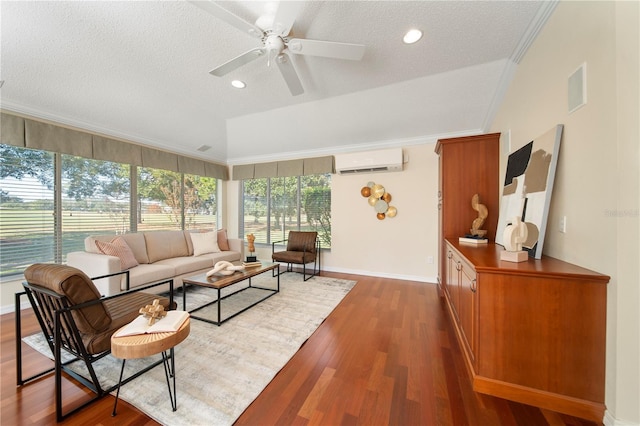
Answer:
287;38;366;61
189;1;263;38
209;48;265;76
276;53;304;96
272;1;303;36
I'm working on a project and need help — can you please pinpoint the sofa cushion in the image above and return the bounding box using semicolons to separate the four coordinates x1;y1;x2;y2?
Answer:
144;230;189;263
217;229;230;251
184;230;195;256
95;237;139;270
120;233;149;264
155;256;213;276
126;263;176;290
191;231;220;256
198;250;241;264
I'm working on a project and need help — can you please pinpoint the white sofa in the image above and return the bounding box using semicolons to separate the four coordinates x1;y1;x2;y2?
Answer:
66;229;244;296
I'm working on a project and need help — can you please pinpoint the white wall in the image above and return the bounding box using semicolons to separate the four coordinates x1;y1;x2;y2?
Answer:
227;144;439;282
490;1;639;424
328;144;438;281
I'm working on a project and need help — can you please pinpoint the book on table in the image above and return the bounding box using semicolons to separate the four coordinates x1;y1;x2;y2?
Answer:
242;261;262;267
459;236;488;245
115;310;190;337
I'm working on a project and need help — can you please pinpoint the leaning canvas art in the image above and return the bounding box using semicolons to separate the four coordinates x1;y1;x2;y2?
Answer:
496;125;563;259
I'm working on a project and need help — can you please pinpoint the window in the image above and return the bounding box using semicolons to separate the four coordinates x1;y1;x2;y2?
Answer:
183;174;217;230
241;173;331;248
61;155;131;257
0;144;219;278
137;167;183;231
0;145;55;277
137;168;218;231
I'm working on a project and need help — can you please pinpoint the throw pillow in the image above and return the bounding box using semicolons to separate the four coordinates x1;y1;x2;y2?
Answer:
191;231;221;256
217;228;230;251
95;236;139;270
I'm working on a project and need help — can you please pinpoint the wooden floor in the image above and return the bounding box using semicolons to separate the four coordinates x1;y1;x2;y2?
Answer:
2;272;601;425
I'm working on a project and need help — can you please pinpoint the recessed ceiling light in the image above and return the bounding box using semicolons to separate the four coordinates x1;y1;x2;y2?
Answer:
403;29;423;44
231;80;246;89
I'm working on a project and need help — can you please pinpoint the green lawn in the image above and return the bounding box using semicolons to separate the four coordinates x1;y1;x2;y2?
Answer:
0;209;216;277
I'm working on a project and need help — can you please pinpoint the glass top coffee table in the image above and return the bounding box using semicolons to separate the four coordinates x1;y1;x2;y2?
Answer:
182;262;279;326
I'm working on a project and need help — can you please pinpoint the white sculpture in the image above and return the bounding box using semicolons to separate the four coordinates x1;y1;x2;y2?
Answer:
206;261;245;277
503;216;528;252
501;216;529;262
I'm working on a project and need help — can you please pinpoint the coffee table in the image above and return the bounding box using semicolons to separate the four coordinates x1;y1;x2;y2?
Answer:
182;262;279;326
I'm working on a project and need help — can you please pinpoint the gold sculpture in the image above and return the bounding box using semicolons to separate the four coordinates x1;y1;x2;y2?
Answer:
139;299;167;325
470;193;488;237
246;233;255;254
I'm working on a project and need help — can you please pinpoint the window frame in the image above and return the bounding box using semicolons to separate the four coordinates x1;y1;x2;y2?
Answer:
0;144;220;279
239;173;331;249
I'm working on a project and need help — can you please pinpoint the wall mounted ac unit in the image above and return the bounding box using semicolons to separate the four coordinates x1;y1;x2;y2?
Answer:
334;148;403;175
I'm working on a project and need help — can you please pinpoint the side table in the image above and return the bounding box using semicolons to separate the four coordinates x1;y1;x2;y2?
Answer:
110;317;190;415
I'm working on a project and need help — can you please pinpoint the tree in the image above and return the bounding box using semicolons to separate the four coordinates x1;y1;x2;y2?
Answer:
137;168;217;228
0;189;23;205
0;145;53;188
243;179;267;224
62;155;129;202
302;176;332;246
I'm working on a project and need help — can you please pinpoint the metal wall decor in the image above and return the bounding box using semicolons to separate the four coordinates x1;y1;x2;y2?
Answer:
360;181;398;220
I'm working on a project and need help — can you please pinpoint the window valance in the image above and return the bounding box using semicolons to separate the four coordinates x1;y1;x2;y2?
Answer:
0;111;229;180
254;162;278;178
232;155;334;180
232;164;255;180
0;112;25;147
93;135;143;166
25;119;93;158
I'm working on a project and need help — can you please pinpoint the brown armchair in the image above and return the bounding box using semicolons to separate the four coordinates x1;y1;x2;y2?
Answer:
271;231;320;281
16;263;175;421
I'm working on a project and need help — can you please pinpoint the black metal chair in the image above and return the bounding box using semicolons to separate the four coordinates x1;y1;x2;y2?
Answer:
15;263;175;422
271;231;320;281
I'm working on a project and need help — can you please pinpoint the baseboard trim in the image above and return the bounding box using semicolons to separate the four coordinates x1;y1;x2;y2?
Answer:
320;266;436;284
474;376;604;423
604;410;640;426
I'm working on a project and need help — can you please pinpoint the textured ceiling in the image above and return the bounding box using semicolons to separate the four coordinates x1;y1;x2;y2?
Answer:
0;1;554;163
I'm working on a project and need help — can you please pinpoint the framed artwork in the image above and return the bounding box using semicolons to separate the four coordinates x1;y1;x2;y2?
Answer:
495;125;563;259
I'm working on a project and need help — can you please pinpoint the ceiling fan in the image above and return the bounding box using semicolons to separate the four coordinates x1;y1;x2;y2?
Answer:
190;1;366;96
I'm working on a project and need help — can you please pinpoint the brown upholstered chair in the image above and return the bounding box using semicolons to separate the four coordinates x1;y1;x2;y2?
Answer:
16;263;175;421
271;231;320;281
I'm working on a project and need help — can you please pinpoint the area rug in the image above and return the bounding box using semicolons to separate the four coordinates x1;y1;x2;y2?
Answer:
23;273;356;426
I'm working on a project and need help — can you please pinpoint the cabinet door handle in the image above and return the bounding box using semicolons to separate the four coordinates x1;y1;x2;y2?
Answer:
447;252;453;259
456;262;461;271
470;278;477;293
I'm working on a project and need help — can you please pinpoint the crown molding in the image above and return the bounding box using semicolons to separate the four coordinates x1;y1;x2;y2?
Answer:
481;60;518;132
225;128;484;165
0;101;228;164
510;0;559;64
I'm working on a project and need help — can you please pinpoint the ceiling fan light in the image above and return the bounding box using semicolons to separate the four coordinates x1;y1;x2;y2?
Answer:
403;29;423;44
231;80;246;89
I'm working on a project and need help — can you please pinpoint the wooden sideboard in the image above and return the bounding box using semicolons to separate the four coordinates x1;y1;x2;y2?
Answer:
435;133;500;297
444;240;609;422
435;133;609;422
